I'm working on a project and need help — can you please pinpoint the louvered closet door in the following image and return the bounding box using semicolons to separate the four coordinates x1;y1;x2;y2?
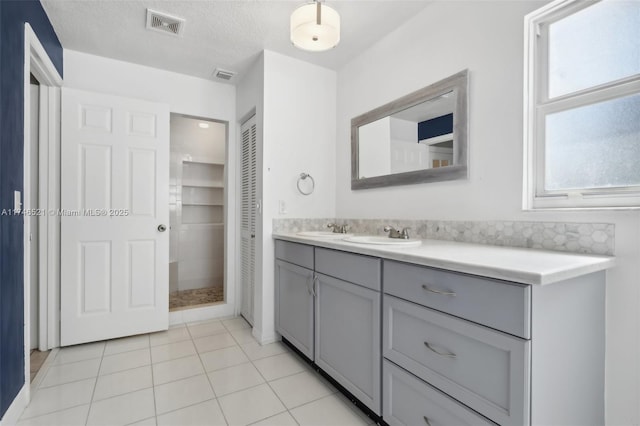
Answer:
60;88;170;346
240;115;257;325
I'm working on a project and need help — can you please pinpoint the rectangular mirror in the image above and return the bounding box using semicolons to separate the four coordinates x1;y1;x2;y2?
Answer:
351;70;468;189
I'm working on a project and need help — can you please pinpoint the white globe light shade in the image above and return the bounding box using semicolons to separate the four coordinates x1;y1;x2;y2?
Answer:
290;2;340;52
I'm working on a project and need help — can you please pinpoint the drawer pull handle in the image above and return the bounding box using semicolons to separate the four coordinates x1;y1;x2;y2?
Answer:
423;416;432;426
422;284;456;296
424;341;457;359
311;275;318;297
307;276;314;296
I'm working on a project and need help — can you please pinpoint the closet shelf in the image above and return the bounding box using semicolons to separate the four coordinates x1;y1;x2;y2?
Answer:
182;181;224;188
181;223;225;229
182;158;225;166
182;202;224;207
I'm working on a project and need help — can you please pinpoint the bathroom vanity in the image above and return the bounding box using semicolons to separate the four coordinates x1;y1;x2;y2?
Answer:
273;233;614;426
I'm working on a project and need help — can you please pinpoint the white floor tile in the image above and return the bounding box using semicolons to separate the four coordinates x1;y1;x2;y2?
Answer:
17;404;89;426
93;366;153;401
149;326;191;347
208;363;265;396
52;342;105;365
153;374;215;415
20;378;95;419
269;371;335;409
99;348;151;376
200;346;250;372
334;393;375;425
151;340;197;364
104;334;150;356
187;320;226;338
86;388;155;426
152;355;204;385
252;352;307;381
127;417;157;426
249;411;298;426
240;341;287;361
193;332;237;354
229;328;256;344
39;358;101;388
289;394;369;426
222;317;250;331
156;399;226;426
217;384;286;426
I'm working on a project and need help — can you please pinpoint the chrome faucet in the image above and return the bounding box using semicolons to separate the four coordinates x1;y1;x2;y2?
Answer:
327;223;350;234
384;226;411;239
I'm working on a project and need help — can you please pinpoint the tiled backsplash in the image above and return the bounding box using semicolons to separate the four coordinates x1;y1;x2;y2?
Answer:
273;218;615;256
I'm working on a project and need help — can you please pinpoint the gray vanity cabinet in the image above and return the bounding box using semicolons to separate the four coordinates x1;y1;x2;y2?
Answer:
274;238;607;426
274;241;315;360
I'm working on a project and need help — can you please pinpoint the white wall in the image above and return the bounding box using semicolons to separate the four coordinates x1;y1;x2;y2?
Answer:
247;50;336;343
359;117;391;178
63;50;239;320
336;2;640;424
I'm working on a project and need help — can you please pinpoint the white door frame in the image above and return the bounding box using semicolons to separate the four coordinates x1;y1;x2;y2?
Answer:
23;22;62;401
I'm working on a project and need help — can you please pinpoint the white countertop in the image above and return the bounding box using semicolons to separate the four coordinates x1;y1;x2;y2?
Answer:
273;233;615;285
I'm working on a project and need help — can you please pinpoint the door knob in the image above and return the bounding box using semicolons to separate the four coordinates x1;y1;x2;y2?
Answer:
157;224;167;232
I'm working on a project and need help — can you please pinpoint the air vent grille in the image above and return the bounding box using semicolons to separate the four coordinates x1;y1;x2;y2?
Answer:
214;68;236;81
146;9;185;36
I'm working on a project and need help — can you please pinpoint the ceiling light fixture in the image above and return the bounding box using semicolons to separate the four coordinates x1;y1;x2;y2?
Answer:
198;122;210;129
290;0;340;52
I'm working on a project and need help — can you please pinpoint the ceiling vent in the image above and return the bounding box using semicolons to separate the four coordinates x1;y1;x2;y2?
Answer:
213;68;236;81
146;9;185;36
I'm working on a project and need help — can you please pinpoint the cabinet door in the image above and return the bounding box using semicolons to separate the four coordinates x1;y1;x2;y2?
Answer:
275;260;314;359
315;273;381;414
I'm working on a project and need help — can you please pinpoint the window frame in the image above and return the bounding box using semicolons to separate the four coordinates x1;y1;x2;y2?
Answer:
523;0;640;210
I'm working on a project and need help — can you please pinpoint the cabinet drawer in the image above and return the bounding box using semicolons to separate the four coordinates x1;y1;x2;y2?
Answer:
383;296;529;426
315;248;381;291
383;360;495;426
383;260;530;338
275;240;314;269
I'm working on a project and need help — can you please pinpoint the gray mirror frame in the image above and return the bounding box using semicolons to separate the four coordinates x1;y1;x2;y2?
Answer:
351;69;469;190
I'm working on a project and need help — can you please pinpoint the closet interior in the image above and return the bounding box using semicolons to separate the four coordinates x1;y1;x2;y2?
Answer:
169;114;226;310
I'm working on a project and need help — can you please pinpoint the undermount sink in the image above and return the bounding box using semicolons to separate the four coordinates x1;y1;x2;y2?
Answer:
342;235;422;247
296;231;354;239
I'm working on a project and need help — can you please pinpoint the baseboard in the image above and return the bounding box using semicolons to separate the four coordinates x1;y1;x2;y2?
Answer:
0;384;28;426
169;302;235;325
251;326;279;345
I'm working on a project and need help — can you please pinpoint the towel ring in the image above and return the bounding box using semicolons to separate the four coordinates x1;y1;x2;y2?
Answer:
297;173;315;196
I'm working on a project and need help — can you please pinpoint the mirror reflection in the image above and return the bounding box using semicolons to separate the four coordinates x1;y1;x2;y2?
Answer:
357;91;455;179
351;70;468;190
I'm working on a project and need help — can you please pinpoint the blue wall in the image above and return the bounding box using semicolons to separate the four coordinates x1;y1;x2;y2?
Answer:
418;113;453;141
0;0;62;418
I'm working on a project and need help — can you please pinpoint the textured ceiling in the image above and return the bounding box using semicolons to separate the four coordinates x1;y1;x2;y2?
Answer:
42;0;431;84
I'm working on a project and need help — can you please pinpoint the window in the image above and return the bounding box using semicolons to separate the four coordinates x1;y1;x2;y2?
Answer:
524;0;640;209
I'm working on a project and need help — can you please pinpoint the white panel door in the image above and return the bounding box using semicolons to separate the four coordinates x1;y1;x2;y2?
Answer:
240;115;257;325
60;88;169;346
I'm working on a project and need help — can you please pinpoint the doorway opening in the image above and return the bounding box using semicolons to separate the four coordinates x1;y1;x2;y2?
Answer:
27;74;51;380
169;114;228;311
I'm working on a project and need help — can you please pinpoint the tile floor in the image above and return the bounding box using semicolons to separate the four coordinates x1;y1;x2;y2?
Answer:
18;317;374;426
